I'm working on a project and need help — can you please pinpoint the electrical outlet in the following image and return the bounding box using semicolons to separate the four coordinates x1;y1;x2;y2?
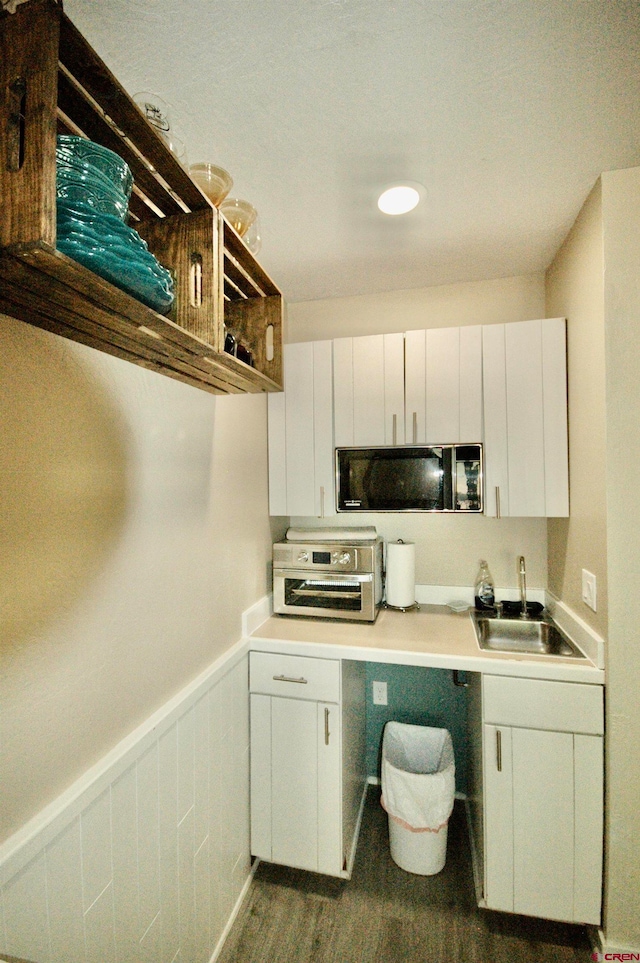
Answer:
372;681;388;705
582;569;597;612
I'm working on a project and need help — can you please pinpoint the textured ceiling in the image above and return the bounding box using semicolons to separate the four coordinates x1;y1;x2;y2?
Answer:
64;0;640;303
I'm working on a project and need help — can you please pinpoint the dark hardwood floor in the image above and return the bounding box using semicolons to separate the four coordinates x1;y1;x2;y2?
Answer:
218;787;593;963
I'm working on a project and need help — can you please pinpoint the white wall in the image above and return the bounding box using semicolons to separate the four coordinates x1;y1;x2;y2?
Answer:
287;273;549;593
287;273;545;342
545;167;640;952
0;316;285;842
546;181;608;638
600;166;640;951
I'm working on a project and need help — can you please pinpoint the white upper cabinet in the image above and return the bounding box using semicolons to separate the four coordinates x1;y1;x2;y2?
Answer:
267;340;335;517
333;333;405;447
482;318;568;517
268;317;568;519
405;326;483;444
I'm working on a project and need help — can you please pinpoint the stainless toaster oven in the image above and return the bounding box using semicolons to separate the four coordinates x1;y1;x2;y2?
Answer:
273;534;383;622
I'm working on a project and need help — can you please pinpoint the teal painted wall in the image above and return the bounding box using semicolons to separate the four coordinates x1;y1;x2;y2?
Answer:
365;662;470;793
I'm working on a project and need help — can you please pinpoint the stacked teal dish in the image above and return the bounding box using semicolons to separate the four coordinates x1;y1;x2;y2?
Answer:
56;135;174;314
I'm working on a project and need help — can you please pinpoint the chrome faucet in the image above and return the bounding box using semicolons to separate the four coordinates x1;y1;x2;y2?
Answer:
518;555;528;618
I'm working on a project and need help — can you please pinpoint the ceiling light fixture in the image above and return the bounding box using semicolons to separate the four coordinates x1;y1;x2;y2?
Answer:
377;184;421;216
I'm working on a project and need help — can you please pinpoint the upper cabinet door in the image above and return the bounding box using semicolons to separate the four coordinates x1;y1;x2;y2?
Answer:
459;325;483;442
482;324;509;517
541;318;569;517
334;334;405;447
404;329;426;443
505;319;546;517
405;326;482;445
353;335;386;445
483;318;568;517
333;337;354;448
313;340;336;517
383;333;406;444
426;327;460;442
284;342;316;516
267;340;335;517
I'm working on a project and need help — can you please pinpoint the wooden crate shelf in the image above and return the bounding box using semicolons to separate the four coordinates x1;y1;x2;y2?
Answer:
0;0;283;394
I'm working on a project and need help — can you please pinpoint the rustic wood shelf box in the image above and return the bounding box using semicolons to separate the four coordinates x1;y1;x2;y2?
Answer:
0;0;283;395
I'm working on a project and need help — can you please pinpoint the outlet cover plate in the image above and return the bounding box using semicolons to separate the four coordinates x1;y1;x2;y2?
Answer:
373;681;388;705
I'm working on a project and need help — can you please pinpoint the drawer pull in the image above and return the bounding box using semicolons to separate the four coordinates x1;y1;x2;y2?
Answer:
496;729;502;772
325;707;330;745
273;674;308;685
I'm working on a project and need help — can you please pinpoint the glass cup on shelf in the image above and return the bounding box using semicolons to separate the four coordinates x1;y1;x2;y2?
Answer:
189;163;233;206
243;215;262;254
219;197;257;238
132;91;172;143
165;134;188;168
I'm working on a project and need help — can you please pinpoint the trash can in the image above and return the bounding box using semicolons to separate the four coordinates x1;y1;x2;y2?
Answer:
381;722;455;875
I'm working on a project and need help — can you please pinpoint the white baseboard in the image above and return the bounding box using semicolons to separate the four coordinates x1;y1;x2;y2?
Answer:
596;937;640;957
464;795;484;908
209;858;260;963
344;780;369;880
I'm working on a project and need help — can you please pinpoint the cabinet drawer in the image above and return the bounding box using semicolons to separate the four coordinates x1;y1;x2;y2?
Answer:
250;652;340;702
483;675;603;734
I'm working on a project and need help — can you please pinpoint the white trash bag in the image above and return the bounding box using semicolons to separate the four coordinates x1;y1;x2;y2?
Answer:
381;722;455;875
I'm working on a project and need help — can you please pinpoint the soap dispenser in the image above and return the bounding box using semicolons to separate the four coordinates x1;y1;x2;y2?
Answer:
474;560;495;610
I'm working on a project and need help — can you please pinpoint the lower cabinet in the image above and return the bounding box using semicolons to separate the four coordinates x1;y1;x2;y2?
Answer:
249;652;366;878
479;675;604;925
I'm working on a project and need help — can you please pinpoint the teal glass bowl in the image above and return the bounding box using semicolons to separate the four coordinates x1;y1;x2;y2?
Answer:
56;135;133;221
56;200;175;314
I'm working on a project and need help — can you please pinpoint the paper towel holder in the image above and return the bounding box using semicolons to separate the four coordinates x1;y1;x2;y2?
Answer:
384;539;420;613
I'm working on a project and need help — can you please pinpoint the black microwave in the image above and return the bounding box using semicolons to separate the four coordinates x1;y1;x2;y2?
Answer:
335;444;483;513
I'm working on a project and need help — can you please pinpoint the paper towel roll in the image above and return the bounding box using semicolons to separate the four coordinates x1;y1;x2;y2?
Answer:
386;540;416;608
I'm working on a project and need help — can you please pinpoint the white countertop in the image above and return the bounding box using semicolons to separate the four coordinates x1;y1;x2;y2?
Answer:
250;606;605;683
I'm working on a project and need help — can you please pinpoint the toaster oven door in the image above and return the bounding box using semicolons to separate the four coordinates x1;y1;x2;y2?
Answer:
273;569;376;621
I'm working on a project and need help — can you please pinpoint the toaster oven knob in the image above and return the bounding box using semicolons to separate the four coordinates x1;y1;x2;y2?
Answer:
339;552;351;565
297;551;309;563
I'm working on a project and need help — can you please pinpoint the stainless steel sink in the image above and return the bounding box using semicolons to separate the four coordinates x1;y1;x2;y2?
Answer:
472;613;585;658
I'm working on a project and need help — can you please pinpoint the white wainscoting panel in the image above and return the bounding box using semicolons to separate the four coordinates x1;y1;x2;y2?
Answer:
0;644;252;963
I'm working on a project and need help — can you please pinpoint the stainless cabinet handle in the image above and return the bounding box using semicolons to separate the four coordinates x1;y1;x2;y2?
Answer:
412;411;418;444
392;413;397;446
320;485;325;519
495;485;501;519
273;675;308;684
324;707;330;745
496;729;502;772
